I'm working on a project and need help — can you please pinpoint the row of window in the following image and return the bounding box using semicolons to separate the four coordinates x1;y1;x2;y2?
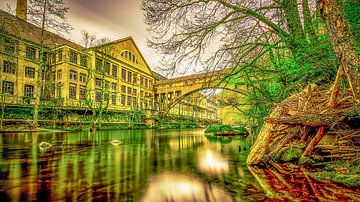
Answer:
95;58;118;77
1;81;34;97
2;37;36;61
68;85;152;108
3;61;36;78
69;50;88;67
121;68;153;89
120;50;139;64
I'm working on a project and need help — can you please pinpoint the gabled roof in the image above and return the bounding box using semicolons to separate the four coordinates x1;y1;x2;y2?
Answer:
91;36;154;76
0;9;83;50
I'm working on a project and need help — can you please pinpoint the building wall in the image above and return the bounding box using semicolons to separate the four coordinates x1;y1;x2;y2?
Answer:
0;35;156;112
0;32;218;121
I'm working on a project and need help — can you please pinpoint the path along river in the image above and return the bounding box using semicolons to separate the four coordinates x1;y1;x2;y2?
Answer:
0;129;358;201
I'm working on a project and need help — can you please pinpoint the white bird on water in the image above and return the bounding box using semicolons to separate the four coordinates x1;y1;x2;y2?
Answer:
111;140;122;146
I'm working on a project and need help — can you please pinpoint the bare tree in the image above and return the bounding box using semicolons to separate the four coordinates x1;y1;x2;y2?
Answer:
27;0;72;127
80;31;113;128
142;0;340;128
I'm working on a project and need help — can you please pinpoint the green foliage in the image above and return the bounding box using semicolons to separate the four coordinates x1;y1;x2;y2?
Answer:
125;109;146;123
340;0;360;50
205;125;233;133
280;147;303;162
233;126;248;133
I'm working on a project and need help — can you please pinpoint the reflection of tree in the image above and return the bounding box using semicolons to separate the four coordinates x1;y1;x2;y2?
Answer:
248;163;360;201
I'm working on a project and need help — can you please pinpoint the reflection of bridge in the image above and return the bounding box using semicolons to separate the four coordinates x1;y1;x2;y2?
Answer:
154;69;237;116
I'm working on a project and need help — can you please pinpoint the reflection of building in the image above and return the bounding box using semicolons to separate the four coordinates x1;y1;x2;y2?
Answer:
0;1;219;121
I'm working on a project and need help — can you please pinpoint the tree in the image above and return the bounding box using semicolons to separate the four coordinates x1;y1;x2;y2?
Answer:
142;0;339;131
318;0;360;102
27;0;72;127
80;30;114;128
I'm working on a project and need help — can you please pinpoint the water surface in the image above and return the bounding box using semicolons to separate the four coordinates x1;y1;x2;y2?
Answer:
0;129;358;201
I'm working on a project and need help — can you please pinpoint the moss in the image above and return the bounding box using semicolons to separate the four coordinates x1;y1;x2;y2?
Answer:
280;147;303;162
308;171;360;187
205;125;234;133
299;157;316;165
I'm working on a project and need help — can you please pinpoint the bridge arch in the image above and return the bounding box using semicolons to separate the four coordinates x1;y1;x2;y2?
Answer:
161;86;247;115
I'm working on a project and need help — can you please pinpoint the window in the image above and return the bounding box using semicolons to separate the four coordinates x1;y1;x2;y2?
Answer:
121;68;126;80
4;37;17;54
56;85;62;98
95;91;102;102
69;50;78;64
112;65;118;77
3;61;16;74
121;85;126;93
133;97;137;107
58;49;63;61
121;94;126;106
26;46;36;60
69;70;77;81
96;58;102;72
128;71;132;83
120;50;138;64
105;81;109;89
2;81;14;94
24;85;34;97
140;90;144;98
145;78;149;88
133;73;138;84
80;73;86;83
104;93;109;103
149;80;153;89
69;85;77;99
25;66;35;78
57;70;62;80
127;96;132;106
80;86;86;100
112;93;116;105
95;78;102;87
133;89;137;96
127;87;132;94
80;54;87;67
140;76;144;87
51;53;56;63
105;62;110;75
112;83;117;91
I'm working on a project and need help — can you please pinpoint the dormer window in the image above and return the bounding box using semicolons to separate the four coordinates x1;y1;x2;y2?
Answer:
120;50;139;64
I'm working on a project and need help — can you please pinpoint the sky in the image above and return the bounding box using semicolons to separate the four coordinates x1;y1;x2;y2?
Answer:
0;0;160;69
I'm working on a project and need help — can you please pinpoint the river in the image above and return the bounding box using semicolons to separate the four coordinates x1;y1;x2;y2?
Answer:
0;129;358;201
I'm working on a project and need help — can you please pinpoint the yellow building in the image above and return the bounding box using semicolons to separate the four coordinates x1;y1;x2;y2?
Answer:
0;3;219;122
0;8;154;112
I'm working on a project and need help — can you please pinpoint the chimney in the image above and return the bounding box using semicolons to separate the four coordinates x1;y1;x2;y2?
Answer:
16;0;27;21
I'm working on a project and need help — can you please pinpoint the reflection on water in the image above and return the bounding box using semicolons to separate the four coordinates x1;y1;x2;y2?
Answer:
141;171;232;202
0;129;358;201
197;146;229;176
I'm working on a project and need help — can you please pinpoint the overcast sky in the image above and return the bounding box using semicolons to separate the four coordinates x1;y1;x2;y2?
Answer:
0;0;160;69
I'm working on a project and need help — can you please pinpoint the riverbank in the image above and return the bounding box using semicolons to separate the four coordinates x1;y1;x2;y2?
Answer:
0;119;202;132
247;84;360;187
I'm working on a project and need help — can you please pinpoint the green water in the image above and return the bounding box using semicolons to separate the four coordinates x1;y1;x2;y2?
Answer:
0;129;358;201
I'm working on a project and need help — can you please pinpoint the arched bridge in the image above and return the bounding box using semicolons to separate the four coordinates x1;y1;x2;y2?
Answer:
154;68;246;114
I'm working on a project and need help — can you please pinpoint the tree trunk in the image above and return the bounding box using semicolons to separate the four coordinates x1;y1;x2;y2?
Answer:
302;0;316;39
282;0;305;40
318;0;360;100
